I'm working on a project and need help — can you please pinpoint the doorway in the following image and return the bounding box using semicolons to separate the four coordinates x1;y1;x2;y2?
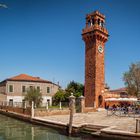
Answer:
98;95;103;107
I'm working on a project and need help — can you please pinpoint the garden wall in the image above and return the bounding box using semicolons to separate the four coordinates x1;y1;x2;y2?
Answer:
0;106;31;116
34;108;70;117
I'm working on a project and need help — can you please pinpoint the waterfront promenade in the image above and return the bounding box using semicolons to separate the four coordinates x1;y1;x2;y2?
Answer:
35;110;136;132
34;109;140;140
0;108;140;139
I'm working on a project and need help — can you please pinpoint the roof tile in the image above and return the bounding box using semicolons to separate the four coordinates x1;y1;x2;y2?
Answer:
7;74;51;83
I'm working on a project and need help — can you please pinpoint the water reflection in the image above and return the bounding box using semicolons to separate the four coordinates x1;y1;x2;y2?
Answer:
0;114;106;140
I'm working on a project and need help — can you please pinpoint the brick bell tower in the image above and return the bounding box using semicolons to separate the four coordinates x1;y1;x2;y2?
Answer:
82;11;109;108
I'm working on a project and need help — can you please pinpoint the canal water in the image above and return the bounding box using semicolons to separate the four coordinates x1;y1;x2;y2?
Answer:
0;114;109;140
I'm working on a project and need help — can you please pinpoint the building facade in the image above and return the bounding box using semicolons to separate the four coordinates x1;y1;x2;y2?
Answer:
0;74;60;106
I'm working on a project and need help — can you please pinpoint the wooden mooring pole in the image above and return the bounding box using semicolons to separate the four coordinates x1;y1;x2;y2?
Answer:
68;93;75;136
136;119;140;133
31;101;34;118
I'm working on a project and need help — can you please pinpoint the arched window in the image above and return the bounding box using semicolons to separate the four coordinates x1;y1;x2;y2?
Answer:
101;21;104;27
98;19;100;25
92;18;94;25
98;95;103;107
88;20;91;27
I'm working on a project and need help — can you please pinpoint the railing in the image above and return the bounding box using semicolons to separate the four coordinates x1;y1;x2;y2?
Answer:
0;101;30;108
39;101;69;110
0;100;69;110
0;101;31;116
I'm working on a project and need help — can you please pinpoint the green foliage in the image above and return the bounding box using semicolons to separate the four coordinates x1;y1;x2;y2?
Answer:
53;81;84;104
24;87;43;107
123;62;140;97
53;89;65;104
65;81;84;99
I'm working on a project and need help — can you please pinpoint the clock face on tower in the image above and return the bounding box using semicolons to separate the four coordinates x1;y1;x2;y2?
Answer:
98;45;103;53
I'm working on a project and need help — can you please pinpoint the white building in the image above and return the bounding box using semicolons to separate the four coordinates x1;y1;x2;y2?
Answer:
0;74;60;106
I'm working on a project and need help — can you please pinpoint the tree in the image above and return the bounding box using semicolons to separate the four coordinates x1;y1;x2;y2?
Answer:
24;87;43;107
123;62;140;97
65;81;84;98
53;81;84;104
53;89;65;104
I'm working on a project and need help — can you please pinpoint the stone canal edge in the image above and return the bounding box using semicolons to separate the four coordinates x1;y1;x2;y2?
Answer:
0;109;140;140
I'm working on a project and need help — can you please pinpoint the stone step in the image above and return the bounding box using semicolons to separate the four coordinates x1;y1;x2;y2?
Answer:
81;127;101;136
91;131;101;136
81;124;108;134
84;124;108;130
83;127;99;132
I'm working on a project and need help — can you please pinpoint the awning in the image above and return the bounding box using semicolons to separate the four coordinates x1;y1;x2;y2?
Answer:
105;98;138;102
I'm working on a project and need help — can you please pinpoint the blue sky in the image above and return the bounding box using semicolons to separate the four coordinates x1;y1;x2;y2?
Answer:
0;0;140;89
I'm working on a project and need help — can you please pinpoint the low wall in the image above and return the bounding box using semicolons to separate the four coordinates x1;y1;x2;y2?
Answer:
0;105;70;117
0;106;31;116
35;108;70;117
83;107;96;113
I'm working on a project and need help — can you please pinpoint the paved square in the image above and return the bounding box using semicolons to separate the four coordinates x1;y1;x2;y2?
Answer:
36;110;138;133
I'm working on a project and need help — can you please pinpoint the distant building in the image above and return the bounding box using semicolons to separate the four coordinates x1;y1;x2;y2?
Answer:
103;87;137;107
0;74;60;106
104;86;128;98
109;87;128;98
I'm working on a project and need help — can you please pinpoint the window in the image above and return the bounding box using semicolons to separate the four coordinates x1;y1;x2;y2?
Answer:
88;20;91;27
37;86;40;91
9;99;13;106
9;85;13;92
92;18;94;25
47;87;50;93
98;18;100;25
29;86;34;90
101;21;104;27
47;99;50;106
120;92;128;98
22;86;26;93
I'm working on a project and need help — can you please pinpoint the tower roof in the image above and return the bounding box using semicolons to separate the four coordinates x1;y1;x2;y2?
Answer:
86;10;105;19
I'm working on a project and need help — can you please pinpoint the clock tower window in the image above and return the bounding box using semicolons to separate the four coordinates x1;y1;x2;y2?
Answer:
88;20;91;27
98;19;101;26
92;18;94;25
101;20;104;27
